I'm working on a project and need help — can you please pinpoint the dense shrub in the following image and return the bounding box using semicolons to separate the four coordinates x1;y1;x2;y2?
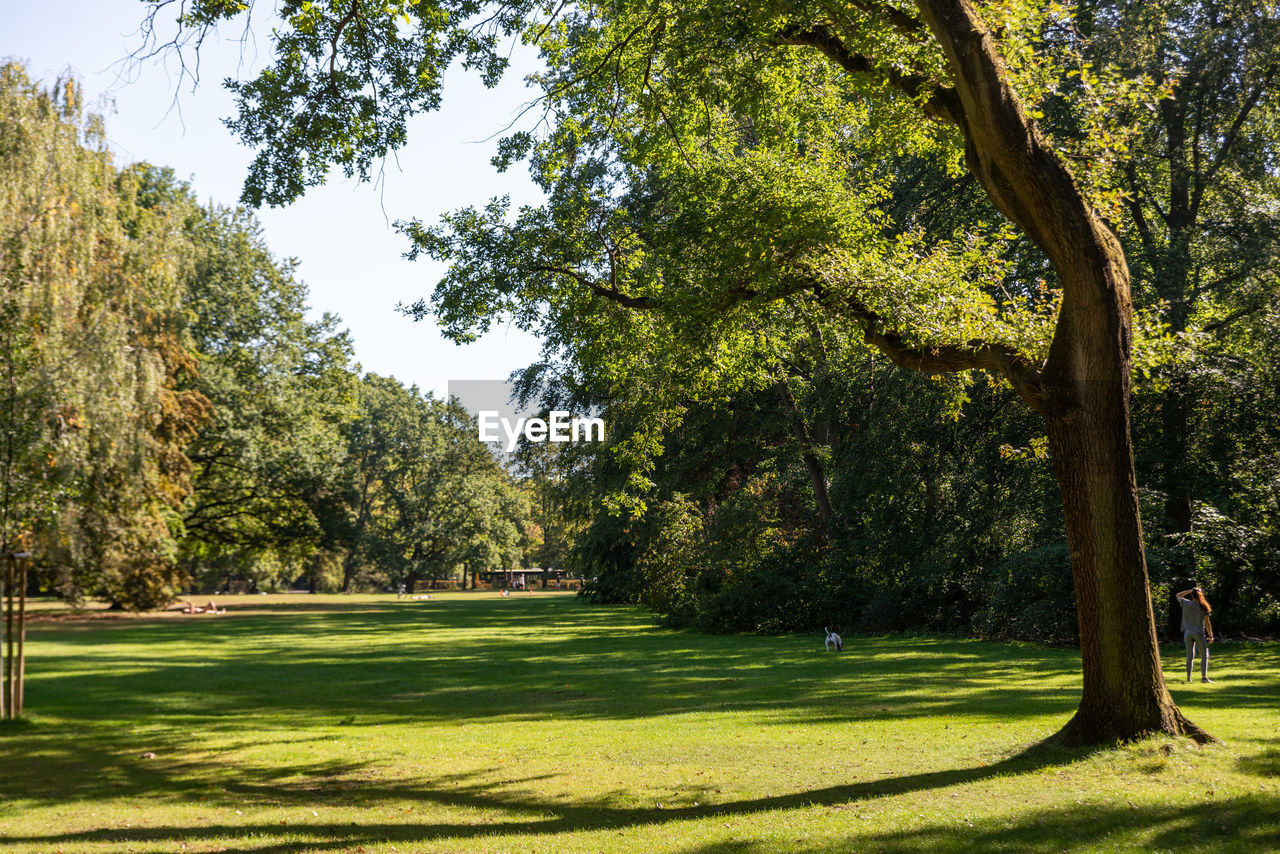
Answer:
972;542;1077;645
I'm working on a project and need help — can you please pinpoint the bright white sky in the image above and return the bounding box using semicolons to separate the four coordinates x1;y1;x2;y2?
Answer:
1;0;546;398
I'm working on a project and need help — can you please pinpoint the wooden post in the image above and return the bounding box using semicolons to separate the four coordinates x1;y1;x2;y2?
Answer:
16;558;25;716
1;558;6;720
0;552;31;719
3;556;11;718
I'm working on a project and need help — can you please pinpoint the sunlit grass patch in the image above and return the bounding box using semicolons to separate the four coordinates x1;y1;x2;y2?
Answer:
1;592;1276;852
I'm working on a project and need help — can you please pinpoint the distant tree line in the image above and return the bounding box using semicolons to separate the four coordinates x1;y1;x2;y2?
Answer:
0;63;533;608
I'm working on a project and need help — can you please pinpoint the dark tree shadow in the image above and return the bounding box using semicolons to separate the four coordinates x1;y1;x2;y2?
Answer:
0;739;1105;851
674;796;1280;853
1237;746;1280;778
4;742;1278;852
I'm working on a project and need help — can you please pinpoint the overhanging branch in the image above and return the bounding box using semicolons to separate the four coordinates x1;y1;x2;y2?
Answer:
842;294;1045;410
534;261;1044;409
529;264;659;309
774;24;963;125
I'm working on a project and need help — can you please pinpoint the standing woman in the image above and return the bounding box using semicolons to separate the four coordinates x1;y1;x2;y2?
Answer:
1176;587;1215;683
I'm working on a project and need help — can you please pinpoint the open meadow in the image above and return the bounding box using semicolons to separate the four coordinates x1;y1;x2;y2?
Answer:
1;593;1277;853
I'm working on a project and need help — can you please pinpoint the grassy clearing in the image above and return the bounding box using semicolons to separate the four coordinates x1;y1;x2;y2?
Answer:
0;592;1276;853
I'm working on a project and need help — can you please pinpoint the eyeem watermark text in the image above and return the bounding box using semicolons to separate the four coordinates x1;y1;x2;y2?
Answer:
478;411;604;452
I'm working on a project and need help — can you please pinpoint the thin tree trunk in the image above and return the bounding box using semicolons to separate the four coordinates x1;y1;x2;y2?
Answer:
1156;170;1196;605
3;558;11;717
15;559;24;716
340;549;357;593
776;376;836;531
342;469;376;593
1159;380;1195;633
1;562;6;720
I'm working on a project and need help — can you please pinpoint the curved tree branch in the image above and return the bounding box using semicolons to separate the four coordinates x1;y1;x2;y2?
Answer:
774;24;963;125
531;262;1045;409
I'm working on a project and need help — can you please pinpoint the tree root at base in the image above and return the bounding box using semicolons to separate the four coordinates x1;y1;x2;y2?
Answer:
1047;706;1220;747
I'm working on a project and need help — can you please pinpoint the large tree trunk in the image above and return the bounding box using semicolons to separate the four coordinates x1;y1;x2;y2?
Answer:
1033;210;1210;744
915;0;1213;743
1042;384;1206;743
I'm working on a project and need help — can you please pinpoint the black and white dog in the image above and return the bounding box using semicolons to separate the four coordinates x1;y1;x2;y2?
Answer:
824;626;843;652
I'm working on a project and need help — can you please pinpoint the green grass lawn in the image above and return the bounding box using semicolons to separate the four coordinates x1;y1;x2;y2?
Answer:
1;593;1276;853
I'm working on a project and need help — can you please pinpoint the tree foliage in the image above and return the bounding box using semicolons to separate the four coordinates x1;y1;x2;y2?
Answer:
336;374;530;593
1;64;210;609
2;62;535;604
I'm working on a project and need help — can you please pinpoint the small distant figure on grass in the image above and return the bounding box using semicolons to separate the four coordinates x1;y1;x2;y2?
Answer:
824;627;843;652
500;589;510;597
397;583;406;599
180;600;225;615
1176;586;1215;683
410;594;432;600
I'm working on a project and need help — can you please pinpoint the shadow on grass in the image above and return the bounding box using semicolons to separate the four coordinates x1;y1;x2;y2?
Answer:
4;597;1278;850
0;739;1137;852
1237;746;1280;778
5;743;1279;852
5;727;1279;852
20;622;1275;745
674;796;1280;854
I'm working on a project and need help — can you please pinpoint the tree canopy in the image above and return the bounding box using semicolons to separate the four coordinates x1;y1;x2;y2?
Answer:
1;63;535;605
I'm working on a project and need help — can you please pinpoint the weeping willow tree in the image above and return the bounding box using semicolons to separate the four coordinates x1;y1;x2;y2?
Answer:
0;62;210;610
